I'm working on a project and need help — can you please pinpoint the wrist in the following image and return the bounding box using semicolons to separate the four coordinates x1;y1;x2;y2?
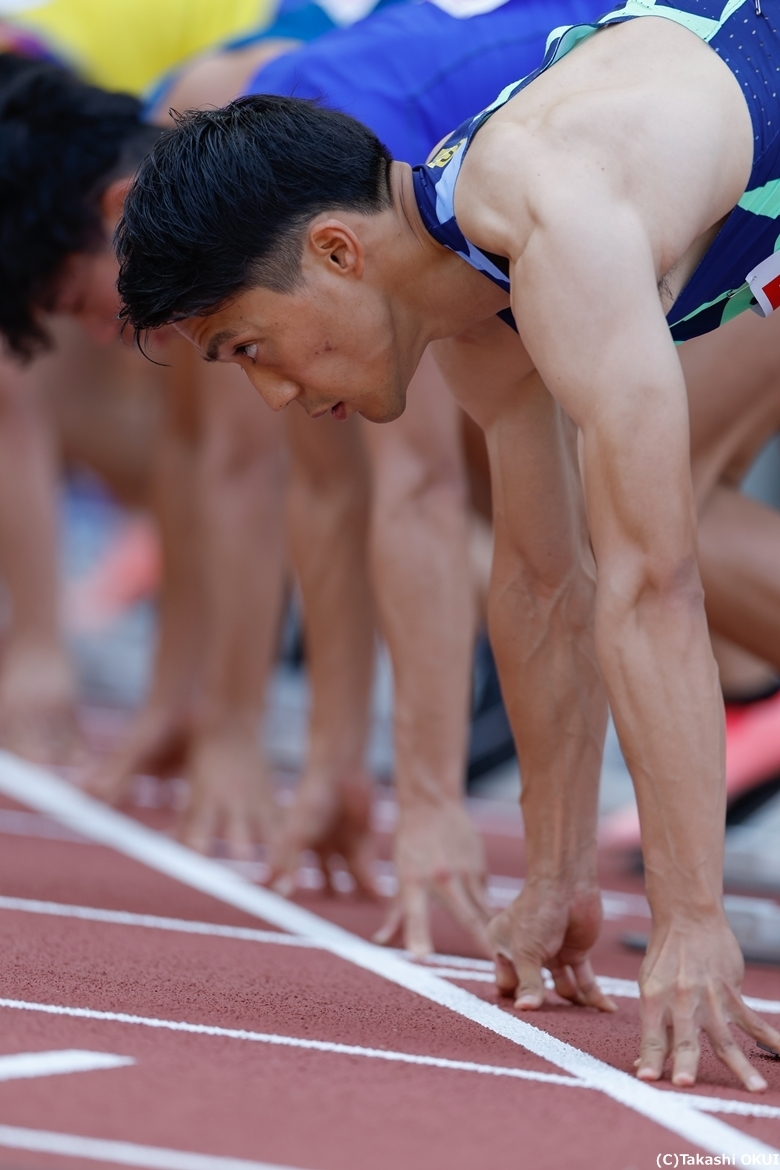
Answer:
645;880;725;928
523;829;599;888
395;765;462;812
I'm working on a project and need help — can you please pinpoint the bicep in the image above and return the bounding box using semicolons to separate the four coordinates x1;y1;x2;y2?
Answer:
509;206;698;581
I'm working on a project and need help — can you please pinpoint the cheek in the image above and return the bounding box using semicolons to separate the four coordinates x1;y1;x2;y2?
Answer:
91;259;121;317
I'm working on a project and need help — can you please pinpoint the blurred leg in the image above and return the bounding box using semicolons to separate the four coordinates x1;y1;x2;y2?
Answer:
710;632;777;698
698;487;780;669
0;351;80;763
682;309;780;669
82;335;208;799
82;336;287;859
183;358;288;855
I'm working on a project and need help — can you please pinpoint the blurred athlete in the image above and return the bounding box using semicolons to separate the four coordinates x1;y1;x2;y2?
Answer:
117;1;780;1088
0;0;406;774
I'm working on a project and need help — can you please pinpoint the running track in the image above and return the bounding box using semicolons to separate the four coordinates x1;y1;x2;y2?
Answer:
0;752;778;1169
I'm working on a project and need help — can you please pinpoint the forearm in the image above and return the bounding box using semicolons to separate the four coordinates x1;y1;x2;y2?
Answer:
491;537;607;889
597;577;725;919
0;364;61;647
196;374;287;733
364;354;475;810
146;398;208;714
287;411;375;782
372;485;473;809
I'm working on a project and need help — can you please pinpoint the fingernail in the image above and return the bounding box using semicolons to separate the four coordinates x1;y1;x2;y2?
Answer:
515;994;542;1010
749;1075;767;1092
636;1067;656;1081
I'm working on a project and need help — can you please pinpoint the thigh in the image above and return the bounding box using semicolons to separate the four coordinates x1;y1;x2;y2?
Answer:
682;308;780;507
432;319;588;583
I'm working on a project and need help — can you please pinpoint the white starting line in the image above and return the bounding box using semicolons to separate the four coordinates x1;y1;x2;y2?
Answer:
0;1126;304;1170
0;1048;133;1082
2;893;778;1015
2;994;779;1122
0;751;776;1167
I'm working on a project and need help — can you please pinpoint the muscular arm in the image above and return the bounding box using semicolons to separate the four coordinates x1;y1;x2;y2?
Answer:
432;317;611;1006
501;188;780;1088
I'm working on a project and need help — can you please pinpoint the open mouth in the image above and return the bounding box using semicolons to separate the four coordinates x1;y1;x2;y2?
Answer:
330;402;348;421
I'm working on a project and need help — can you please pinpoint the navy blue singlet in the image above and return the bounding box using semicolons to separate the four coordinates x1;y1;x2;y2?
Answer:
413;0;780;342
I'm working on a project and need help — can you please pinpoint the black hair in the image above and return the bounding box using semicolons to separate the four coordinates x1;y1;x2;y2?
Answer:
0;53;160;360
116;94;393;334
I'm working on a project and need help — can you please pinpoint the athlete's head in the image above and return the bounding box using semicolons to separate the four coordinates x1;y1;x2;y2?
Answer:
117;96;413;423
0;53;160;357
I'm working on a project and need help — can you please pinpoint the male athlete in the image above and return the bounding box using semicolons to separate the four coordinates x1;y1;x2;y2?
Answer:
0;0;607;951
117;0;780;1088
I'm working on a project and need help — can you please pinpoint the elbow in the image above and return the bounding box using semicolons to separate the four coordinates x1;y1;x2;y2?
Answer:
599;550;705;621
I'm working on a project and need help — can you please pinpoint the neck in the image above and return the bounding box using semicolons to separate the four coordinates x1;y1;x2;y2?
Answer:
387;161;511;343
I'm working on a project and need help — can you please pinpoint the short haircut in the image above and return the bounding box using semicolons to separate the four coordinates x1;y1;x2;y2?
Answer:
116;95;393;335
0;53;159;360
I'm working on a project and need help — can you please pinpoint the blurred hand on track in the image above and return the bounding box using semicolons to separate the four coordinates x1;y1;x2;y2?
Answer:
0;641;85;767
84;700;191;805
86;706;277;859
374;799;492;957
181;725;278;858
487;880;617;1013
635;915;780;1092
267;769;378;898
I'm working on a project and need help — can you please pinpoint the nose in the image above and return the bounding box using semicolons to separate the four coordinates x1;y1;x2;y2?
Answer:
248;369;302;412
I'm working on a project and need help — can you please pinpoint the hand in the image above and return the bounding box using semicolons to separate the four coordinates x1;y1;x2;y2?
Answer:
487;878;617;1012
636;913;780;1091
84;700;190;804
267;769;378;898
374;798;491;957
182;725;278;858
0;640;84;766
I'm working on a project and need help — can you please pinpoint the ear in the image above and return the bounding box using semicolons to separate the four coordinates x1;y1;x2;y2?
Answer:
99;177;133;228
307;218;365;279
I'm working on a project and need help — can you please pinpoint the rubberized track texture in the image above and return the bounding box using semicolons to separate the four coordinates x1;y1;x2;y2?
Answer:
0;750;777;1169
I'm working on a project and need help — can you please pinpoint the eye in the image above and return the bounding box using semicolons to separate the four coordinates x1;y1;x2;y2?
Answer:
235;343;258;361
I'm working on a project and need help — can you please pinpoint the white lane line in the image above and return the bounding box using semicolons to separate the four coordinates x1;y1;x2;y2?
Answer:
0;996;581;1087
435;969;780;1015
675;1094;780;1120
2;895;778;1016
0;895;313;948
0;1049;133;1081
1;1000;777;1124
0;1125;303;1170
0;753;774;1163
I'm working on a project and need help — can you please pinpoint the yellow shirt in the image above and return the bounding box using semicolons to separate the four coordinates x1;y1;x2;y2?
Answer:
0;0;276;95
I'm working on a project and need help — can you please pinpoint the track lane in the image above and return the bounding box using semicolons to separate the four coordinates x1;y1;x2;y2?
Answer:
0;754;778;1167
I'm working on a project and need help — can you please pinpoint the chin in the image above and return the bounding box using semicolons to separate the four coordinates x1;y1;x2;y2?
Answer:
360;386;406;425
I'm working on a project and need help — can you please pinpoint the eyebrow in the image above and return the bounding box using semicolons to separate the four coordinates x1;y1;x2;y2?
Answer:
205;328;240;362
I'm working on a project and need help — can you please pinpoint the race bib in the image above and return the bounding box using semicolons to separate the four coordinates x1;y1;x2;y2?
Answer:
746;251;780;318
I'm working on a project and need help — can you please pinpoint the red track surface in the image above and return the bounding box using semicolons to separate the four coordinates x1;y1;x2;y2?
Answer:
0;782;779;1170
